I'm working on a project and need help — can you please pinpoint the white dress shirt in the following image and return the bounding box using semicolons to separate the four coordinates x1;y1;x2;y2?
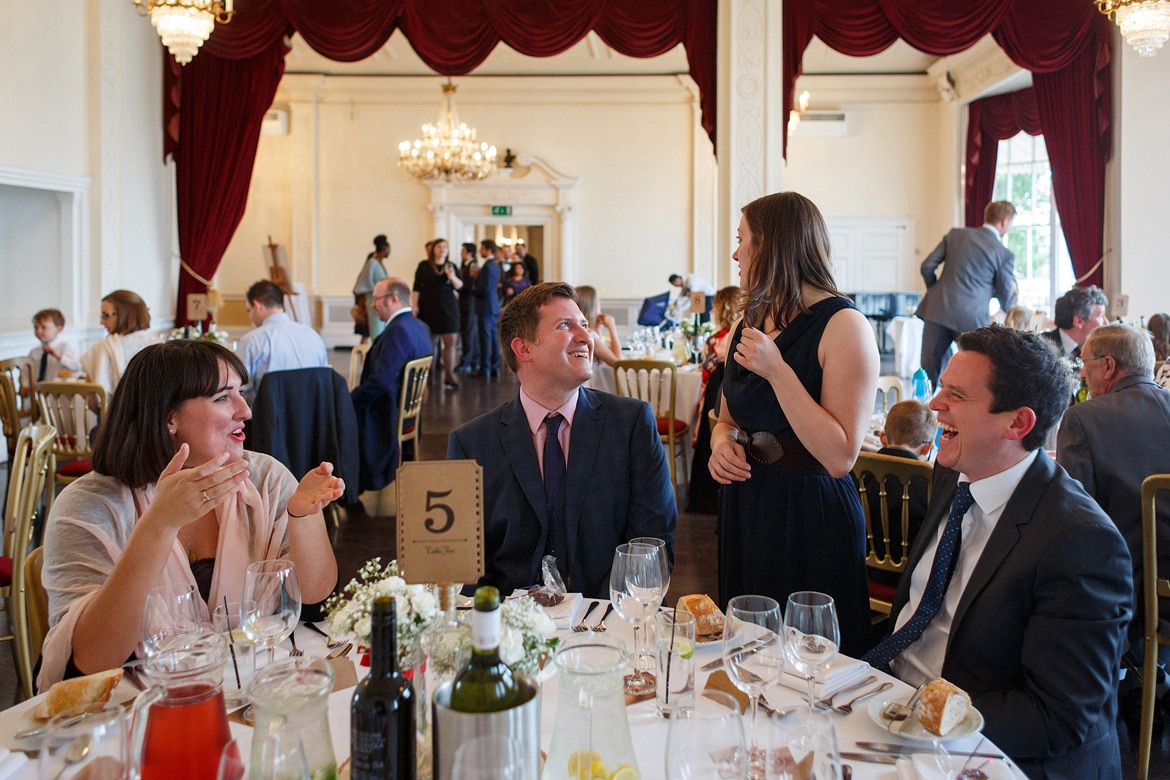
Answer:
890;449;1039;687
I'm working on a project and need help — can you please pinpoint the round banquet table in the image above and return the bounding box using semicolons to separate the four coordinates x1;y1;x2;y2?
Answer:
0;601;1025;780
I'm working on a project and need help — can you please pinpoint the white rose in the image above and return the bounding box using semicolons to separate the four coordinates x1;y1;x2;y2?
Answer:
499;628;524;666
354;615;372;643
409;588;437;618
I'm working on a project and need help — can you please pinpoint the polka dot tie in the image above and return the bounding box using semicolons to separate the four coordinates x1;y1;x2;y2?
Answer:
863;482;974;670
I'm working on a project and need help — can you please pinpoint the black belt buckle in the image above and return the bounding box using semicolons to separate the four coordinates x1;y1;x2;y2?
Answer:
731;429;784;465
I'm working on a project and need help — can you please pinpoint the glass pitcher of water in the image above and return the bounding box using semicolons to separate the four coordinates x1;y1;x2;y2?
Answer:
248;657;337;780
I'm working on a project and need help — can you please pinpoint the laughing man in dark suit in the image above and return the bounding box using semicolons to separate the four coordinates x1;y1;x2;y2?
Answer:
448;282;677;598
866;326;1131;778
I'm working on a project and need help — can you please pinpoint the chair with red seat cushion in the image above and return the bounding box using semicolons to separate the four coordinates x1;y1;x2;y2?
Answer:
33;381;106;515
1;425;56;700
850;451;934;620
613;359;691;502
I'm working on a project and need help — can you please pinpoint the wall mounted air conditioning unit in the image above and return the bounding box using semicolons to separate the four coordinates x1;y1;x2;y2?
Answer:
790;110;850;138
262;109;289;136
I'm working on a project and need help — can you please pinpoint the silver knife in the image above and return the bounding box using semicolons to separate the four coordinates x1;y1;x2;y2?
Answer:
838;752;899;765
700;637;764;671
854;742;1004;759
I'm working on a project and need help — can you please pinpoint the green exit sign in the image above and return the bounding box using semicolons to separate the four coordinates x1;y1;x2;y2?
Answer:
491;205;513;216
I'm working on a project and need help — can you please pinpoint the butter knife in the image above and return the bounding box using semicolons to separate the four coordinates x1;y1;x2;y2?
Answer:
854;742;1004;759
700;637;764;671
838;752;899;765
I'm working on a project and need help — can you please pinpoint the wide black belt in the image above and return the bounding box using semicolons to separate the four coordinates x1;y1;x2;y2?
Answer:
730;429;828;476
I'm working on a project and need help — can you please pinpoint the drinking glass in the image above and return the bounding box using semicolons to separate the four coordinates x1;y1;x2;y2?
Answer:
664;690;747;780
39;704;126;780
722;595;784;757
452;735;532;780
141;583;207;658
760;709;842;780
211;600;256;708
241;559;301;668
609;542;666;695
654;610;697;718
783;591;840;714
629;536;670;673
216;738;246;780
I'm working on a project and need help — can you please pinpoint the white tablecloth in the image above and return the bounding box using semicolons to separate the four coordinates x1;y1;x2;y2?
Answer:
0;607;1024;780
886;317;925;378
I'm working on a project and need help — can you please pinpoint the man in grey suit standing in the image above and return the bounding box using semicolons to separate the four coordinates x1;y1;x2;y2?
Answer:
865;326;1131;777
916;201;1017;388
448;282;677;598
1057;324;1170;660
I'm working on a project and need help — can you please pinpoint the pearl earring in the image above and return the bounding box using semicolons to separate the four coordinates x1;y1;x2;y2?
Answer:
168;427;176;435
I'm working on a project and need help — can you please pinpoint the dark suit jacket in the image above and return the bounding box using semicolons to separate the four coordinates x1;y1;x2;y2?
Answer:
1040;328;1077;359
1057;374;1170;645
889;454;1131;779
447;387;678;598
351;312;433;492
522;255;540;284
474;260;501;316
915;226;1016;333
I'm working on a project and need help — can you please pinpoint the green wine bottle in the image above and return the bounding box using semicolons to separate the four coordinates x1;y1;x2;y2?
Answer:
351;596;415;779
448;586;524;713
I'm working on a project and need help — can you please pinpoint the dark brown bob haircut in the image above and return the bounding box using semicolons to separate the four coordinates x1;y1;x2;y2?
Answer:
740;192;843;331
92;340;249;488
498;282;579;373
102;289;151;335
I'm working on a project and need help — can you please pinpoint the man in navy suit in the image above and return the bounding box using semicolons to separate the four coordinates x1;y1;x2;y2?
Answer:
448;282;677;598
474;239;502;377
916;201;1017;388
352;277;433;492
871;327;1131;778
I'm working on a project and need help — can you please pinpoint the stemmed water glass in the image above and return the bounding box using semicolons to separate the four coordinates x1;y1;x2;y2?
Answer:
142;584;208;657
241;560;301;668
629;537;670;674
722;595;784;760
783;591;840;714
610;542;666;695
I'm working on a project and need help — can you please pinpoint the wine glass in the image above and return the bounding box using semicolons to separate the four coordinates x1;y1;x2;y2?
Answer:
241;559;301;668
609;542;666;695
142;583;207;657
664;690;747;780
783;591;840;714
628;537;670;674
722;595;784;761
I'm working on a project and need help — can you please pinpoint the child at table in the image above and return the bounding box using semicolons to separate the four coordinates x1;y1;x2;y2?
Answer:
29;308;82;381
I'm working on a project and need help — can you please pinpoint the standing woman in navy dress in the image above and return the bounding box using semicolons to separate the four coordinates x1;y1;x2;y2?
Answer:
708;192;879;655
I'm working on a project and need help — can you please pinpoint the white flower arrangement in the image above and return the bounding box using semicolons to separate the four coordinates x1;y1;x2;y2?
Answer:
324;558;438;669
424;594;557;678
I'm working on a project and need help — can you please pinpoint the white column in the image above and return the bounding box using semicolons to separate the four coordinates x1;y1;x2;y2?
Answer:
284;76;325;293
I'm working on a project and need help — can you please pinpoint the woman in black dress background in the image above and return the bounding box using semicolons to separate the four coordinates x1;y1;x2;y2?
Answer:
413;238;463;389
708;192;879;654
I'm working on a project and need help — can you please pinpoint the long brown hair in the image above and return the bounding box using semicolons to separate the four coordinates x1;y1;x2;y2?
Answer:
740;192;841;330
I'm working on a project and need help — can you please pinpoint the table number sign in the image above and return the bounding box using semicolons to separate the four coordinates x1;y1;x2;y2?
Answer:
396;460;484;584
688;291;707;315
186;293;208;322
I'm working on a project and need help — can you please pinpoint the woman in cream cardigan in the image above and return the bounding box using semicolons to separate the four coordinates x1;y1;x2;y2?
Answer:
79;289;159;396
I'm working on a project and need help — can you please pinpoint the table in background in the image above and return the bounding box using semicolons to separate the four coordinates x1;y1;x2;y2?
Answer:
886;317;925;378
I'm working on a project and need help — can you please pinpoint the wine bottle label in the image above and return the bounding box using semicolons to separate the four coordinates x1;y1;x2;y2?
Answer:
471;606;501;650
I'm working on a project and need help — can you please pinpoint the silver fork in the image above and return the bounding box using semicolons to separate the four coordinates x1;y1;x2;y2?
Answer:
573;601;601;632
814;675;876;710
288;630;304;657
593;604;615;632
832;681;892;714
302;621;345;648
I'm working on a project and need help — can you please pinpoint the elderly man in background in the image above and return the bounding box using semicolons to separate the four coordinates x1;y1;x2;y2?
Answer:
1041;285;1109;360
351;278;433;493
237;279;329;403
1058;324;1170;677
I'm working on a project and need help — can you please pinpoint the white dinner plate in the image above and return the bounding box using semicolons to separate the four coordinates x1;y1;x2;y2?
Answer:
866;696;984;743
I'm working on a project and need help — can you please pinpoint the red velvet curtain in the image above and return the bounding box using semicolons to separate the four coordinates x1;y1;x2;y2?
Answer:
164;0;717;323
964;89;1042;229
783;0;1112;286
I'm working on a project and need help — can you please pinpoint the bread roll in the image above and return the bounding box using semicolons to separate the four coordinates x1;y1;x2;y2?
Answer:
917;678;970;736
36;668;124;720
678;594;724;638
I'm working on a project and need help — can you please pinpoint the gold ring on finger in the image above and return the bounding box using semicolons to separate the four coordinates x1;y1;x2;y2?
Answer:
201;491;211;504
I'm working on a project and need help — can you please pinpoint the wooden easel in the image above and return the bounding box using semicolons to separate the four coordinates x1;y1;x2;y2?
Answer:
265;235;294;295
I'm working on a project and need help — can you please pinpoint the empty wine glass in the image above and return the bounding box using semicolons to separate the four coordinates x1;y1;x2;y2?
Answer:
722;595;784;762
628;537;670;673
664;690;747;780
142;583;208;657
783;591;840;714
241;560;301;669
610;542;666;695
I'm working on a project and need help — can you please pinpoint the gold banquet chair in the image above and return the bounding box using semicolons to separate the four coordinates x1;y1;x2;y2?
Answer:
397;356;432;468
1137;475;1170;780
348;343;371;391
34;381;107;510
613;360;690;501
0;357;37;462
875;375;903;414
23;547;49;697
851;452;933;617
1;425;55;701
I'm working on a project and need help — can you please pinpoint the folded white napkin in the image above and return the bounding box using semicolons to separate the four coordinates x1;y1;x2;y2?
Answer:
544;593;584;628
898;753;1013;780
777;655;870;699
0;748;28;780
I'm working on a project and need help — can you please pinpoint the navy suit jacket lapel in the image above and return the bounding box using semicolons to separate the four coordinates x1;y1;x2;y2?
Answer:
564;389;603;581
498;396;551;541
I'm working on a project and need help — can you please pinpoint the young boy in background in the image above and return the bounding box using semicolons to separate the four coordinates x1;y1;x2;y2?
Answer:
29;308;81;381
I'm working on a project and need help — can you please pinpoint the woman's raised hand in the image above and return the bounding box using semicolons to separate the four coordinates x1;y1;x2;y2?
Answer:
733;325;788;381
287;461;345;518
151;444;250;530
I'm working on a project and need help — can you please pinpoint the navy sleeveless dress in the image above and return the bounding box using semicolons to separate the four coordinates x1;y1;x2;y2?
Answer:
719;297;871;655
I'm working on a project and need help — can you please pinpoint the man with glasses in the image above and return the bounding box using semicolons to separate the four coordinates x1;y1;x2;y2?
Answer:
1058;324;1170;688
351;278;432;492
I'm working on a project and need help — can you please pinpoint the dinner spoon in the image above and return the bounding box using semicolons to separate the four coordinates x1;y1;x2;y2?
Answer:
52;734;92;780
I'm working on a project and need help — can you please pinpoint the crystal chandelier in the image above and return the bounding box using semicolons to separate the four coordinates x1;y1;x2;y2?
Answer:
399;79;498;182
1097;0;1170;57
133;0;234;65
